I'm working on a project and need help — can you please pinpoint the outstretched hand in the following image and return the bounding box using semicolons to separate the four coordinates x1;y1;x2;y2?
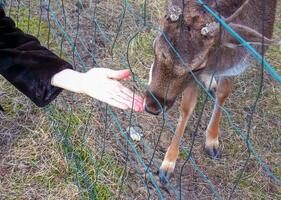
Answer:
81;68;144;111
51;68;144;112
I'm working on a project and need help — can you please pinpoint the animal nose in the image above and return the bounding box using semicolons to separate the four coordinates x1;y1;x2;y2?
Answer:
144;91;164;115
144;103;162;116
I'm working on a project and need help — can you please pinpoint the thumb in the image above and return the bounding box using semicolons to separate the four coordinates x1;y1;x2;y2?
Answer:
106;69;131;80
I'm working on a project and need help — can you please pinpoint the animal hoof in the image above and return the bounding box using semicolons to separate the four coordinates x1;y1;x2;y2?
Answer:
205;146;221;160
158;169;172;185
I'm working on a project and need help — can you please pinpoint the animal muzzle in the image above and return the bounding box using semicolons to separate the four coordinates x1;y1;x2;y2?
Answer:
144;90;175;115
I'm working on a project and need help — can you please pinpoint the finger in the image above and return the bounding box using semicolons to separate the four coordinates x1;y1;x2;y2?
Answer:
120;86;143;102
106;69;131;80
108;86;144;109
105;97;130;110
108;91;142;112
103;80;144;111
104;80;132;96
105;94;142;112
123;75;132;81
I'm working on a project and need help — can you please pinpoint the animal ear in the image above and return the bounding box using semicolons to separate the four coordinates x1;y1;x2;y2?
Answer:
223;23;275;49
224;0;250;23
166;5;182;22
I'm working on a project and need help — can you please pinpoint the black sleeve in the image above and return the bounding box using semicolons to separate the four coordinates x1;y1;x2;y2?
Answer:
0;7;73;107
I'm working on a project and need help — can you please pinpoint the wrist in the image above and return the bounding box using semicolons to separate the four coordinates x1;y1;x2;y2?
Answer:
51;69;85;93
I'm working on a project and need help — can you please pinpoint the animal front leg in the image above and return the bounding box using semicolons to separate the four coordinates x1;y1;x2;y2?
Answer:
205;78;233;159
159;81;198;184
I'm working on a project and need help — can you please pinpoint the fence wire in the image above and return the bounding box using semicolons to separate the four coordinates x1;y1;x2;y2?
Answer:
2;0;281;199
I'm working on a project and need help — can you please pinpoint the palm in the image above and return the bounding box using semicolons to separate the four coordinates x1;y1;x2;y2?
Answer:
82;68;144;111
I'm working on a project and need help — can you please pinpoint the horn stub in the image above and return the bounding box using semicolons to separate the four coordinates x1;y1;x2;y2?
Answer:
168;6;182;22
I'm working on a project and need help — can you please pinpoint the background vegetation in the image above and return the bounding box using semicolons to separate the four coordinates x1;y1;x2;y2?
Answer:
0;0;280;199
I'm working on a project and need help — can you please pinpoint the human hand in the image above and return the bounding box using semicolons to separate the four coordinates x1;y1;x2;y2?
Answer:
52;68;144;112
80;68;144;111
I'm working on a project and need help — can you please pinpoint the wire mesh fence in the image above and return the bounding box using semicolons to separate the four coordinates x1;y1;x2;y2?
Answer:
1;0;281;199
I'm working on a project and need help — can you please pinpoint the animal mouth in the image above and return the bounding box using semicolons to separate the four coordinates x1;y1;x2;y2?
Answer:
144;98;175;116
144;105;162;116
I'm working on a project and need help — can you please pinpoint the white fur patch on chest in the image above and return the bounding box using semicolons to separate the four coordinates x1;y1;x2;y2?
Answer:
219;56;249;77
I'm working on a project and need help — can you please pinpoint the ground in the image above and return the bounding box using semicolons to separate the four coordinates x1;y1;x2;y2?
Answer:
0;1;280;200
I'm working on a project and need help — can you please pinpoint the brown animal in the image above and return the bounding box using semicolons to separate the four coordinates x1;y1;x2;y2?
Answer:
144;0;277;184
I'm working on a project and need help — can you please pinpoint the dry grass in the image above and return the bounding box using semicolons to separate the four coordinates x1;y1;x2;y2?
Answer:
0;0;280;200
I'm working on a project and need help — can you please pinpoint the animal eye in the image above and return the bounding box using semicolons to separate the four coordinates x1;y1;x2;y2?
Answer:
199;8;207;14
192;15;200;23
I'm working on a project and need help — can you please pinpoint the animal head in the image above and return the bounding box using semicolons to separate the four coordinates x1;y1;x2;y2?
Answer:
144;0;275;115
